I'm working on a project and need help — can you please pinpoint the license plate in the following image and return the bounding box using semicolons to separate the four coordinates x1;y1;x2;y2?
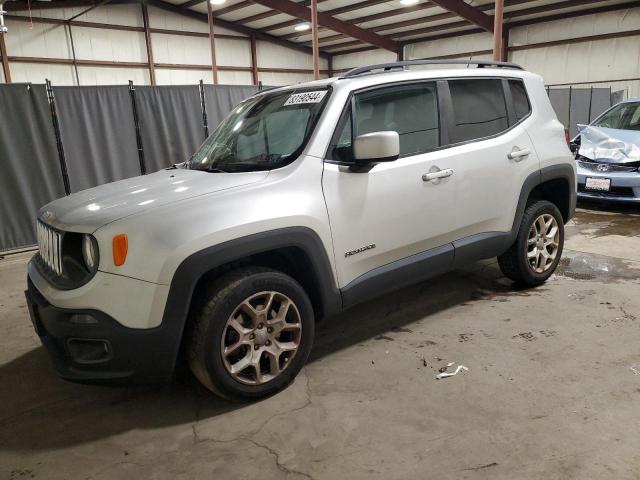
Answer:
24;291;43;336
585;177;611;192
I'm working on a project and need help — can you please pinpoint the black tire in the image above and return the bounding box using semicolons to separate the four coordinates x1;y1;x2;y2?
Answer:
498;200;565;286
186;266;315;401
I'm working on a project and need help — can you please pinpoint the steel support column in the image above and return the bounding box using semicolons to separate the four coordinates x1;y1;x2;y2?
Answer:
492;0;505;61
206;0;219;84
250;34;259;85
141;0;156;84
501;25;509;62
0;34;10;83
311;0;319;80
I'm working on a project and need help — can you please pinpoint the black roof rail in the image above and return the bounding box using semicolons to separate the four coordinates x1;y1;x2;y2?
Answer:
342;59;524;78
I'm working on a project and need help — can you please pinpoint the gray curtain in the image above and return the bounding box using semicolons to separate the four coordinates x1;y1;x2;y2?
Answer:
569;88;592;137
203;84;259;130
0;82;259;251
548;87;612;136
548;88;570;129
135;85;205;172
611;90;625;107
54;85;141;193
590;88;613;121
0;84;66;251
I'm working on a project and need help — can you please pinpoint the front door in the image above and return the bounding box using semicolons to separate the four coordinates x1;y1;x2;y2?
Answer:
321;81;457;291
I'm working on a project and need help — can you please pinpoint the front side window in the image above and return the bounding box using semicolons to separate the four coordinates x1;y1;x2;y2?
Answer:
188;88;329;172
448;79;509;143
593;102;640;131
329;82;440;161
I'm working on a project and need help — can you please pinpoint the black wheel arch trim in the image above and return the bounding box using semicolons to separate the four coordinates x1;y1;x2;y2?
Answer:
160;227;341;375
512;164;576;241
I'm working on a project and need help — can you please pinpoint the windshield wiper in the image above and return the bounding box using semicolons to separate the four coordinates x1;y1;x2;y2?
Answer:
206;167;229;173
168;161;188;170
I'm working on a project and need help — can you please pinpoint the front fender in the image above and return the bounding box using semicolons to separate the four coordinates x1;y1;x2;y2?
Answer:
157;227;342;375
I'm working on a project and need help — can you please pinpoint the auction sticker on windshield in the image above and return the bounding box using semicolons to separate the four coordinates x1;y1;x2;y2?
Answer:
284;91;327;106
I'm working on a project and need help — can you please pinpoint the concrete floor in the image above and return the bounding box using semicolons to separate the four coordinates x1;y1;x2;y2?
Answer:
1;204;639;480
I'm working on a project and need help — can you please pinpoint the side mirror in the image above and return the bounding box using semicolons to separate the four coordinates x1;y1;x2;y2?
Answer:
353;131;400;163
576;124;587;133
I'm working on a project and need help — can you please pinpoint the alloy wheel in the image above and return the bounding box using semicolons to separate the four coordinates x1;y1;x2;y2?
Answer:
527;213;560;274
221;291;302;385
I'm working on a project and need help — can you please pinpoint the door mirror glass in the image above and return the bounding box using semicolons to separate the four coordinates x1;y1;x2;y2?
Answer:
353;131;400;163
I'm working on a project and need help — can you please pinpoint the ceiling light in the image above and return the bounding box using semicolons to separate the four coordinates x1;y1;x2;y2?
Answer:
210;0;226;5
399;0;419;5
294;23;311;32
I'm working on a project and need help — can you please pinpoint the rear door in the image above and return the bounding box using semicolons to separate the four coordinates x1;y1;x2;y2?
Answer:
441;78;540;241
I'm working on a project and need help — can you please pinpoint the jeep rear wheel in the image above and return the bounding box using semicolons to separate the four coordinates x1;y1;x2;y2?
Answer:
498;200;565;286
186;267;314;401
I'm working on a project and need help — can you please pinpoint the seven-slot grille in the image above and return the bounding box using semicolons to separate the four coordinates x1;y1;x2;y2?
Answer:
37;221;63;275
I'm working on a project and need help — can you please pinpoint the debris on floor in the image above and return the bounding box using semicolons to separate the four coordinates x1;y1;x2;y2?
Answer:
436;364;469;380
630;364;640;376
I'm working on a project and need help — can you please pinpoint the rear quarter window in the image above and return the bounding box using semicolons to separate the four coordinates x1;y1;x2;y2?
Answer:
509;79;531;121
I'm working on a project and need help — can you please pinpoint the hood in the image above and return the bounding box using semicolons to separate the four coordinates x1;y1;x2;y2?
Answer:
39;168;269;233
578;126;640;163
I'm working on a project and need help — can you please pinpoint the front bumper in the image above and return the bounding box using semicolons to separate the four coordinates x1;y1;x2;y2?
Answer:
25;278;178;384
577;166;640;204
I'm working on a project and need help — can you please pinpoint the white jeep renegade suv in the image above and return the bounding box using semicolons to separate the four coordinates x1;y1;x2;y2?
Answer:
25;60;576;400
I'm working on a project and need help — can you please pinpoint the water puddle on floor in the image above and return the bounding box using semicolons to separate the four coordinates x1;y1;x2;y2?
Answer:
556;253;640;282
570;209;640;238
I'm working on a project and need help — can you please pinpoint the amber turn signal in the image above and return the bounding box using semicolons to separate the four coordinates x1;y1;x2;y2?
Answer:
112;234;128;266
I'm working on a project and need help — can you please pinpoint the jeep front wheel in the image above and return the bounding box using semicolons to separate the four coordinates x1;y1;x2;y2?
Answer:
186;267;315;401
498;200;565;286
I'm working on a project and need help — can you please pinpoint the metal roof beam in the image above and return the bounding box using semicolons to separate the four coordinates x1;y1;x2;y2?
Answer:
149;0;330;58
248;0;398;52
428;0;493;31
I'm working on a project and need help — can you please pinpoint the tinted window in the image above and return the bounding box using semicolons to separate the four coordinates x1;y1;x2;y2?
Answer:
330;107;353;162
509;80;531;121
330;82;440;160
355;83;440;156
448;79;509;143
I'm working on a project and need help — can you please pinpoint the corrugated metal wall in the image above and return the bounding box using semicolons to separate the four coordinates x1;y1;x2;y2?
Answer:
338;6;640;99
2;3;328;86
2;5;638;92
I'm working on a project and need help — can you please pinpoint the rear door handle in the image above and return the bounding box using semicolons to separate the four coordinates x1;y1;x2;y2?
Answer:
508;147;531;161
422;168;454;183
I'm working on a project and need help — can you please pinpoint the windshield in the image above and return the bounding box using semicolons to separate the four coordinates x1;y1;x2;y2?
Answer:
188;88;330;172
593;102;640;131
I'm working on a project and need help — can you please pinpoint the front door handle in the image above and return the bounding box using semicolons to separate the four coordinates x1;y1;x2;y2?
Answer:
508;147;531;161
422;168;454;183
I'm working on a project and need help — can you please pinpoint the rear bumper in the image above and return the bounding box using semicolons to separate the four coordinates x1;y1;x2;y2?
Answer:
25;278;178;384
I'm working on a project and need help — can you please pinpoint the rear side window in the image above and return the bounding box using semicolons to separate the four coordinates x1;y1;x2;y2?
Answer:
448;79;509;143
509;80;531;121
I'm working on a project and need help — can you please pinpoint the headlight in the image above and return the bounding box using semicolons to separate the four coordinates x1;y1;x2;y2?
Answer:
82;235;99;272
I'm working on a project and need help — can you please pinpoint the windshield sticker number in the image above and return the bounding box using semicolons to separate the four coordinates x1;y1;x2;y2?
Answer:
284;91;327;106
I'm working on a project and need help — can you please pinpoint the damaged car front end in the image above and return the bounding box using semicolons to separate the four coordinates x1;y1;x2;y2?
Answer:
571;98;640;204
